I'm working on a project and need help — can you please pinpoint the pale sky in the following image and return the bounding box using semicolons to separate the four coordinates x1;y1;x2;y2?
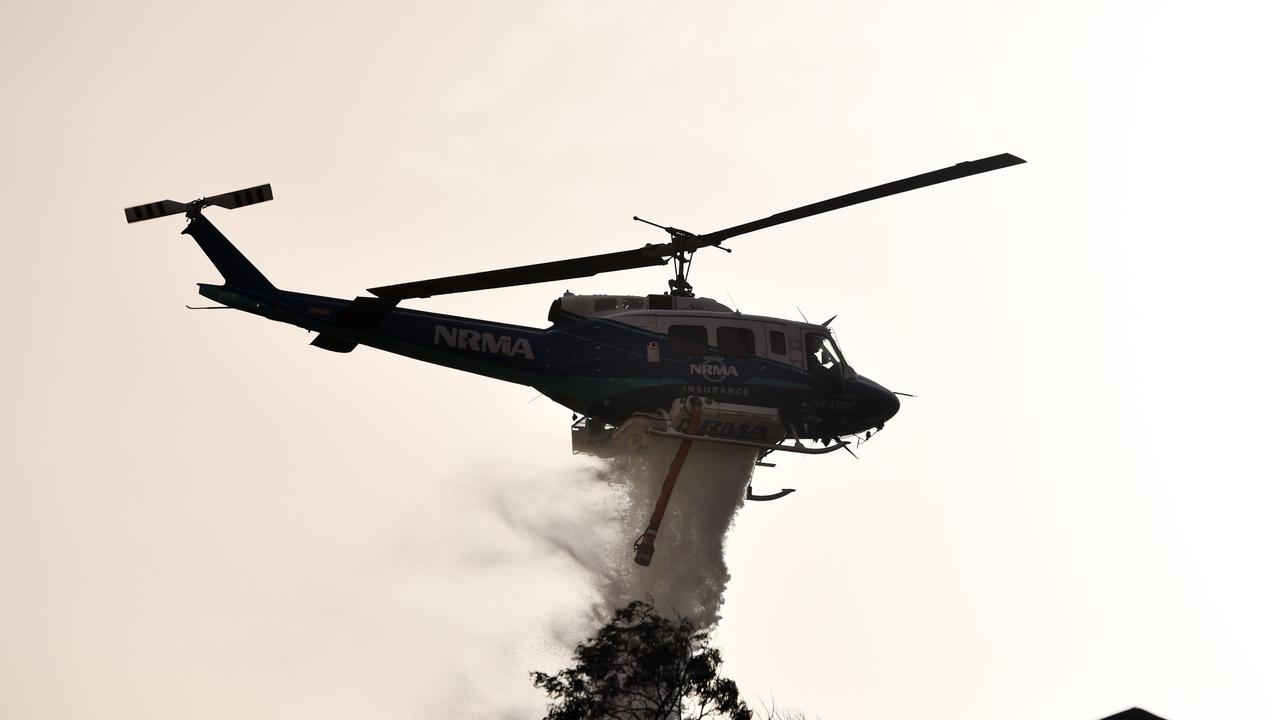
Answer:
3;1;1279;719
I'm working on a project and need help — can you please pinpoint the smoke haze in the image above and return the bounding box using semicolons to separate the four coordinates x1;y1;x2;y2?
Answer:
374;440;759;718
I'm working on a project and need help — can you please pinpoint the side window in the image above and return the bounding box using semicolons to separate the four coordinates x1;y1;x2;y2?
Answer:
593;297;617;312
717;326;755;356
769;330;787;355
669;325;708;355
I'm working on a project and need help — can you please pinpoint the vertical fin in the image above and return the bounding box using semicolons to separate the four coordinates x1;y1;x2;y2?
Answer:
181;213;275;293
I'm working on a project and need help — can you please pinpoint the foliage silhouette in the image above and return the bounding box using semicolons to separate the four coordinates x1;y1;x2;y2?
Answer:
532;600;752;720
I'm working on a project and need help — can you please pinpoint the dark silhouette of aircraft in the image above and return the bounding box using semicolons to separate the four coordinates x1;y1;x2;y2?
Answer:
1100;709;1166;720
126;154;1024;564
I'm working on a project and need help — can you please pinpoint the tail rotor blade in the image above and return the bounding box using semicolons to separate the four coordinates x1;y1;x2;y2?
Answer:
205;184;273;210
124;199;188;223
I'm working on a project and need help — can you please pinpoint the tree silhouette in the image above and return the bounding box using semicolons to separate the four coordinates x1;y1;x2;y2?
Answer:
532;600;752;720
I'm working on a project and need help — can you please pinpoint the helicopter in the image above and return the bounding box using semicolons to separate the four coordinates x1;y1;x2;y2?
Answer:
125;153;1024;565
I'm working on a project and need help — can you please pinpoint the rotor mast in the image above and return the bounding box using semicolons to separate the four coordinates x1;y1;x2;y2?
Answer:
631;216;718;296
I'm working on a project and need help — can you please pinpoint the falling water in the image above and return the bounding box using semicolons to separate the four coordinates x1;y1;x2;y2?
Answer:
587;437;761;627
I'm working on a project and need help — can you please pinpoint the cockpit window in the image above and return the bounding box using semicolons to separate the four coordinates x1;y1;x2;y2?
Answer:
806;332;854;386
829;330;855;378
834;330;855;376
807;334;839;370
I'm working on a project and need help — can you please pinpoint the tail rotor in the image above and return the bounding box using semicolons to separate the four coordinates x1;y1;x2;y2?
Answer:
124;183;272;223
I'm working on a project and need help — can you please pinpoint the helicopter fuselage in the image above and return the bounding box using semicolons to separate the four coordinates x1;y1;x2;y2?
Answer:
199;282;900;442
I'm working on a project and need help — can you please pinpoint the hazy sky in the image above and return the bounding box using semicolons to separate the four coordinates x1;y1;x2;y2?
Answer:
3;1;1278;719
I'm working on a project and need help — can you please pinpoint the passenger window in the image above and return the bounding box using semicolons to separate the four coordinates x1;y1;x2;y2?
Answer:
594;297;617;312
669;325;708;355
717;327;755;356
769;330;787;355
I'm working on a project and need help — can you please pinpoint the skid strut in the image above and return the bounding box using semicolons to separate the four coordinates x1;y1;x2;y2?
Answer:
633;404;703;566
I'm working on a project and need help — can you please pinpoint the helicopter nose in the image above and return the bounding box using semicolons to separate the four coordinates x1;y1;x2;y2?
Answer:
855;376;900;425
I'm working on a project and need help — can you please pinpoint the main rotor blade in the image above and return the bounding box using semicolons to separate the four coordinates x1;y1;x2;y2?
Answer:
369;246;670;299
693;153;1025;247
368;153;1022;299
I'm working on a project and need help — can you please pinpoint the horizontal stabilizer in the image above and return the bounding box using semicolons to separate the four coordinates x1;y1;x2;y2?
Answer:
339;296;397;326
310;334;358;353
123;183;273;223
307;298;395;353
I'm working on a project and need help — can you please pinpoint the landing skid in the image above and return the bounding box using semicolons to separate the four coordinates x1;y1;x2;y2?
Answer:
746;485;795;501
